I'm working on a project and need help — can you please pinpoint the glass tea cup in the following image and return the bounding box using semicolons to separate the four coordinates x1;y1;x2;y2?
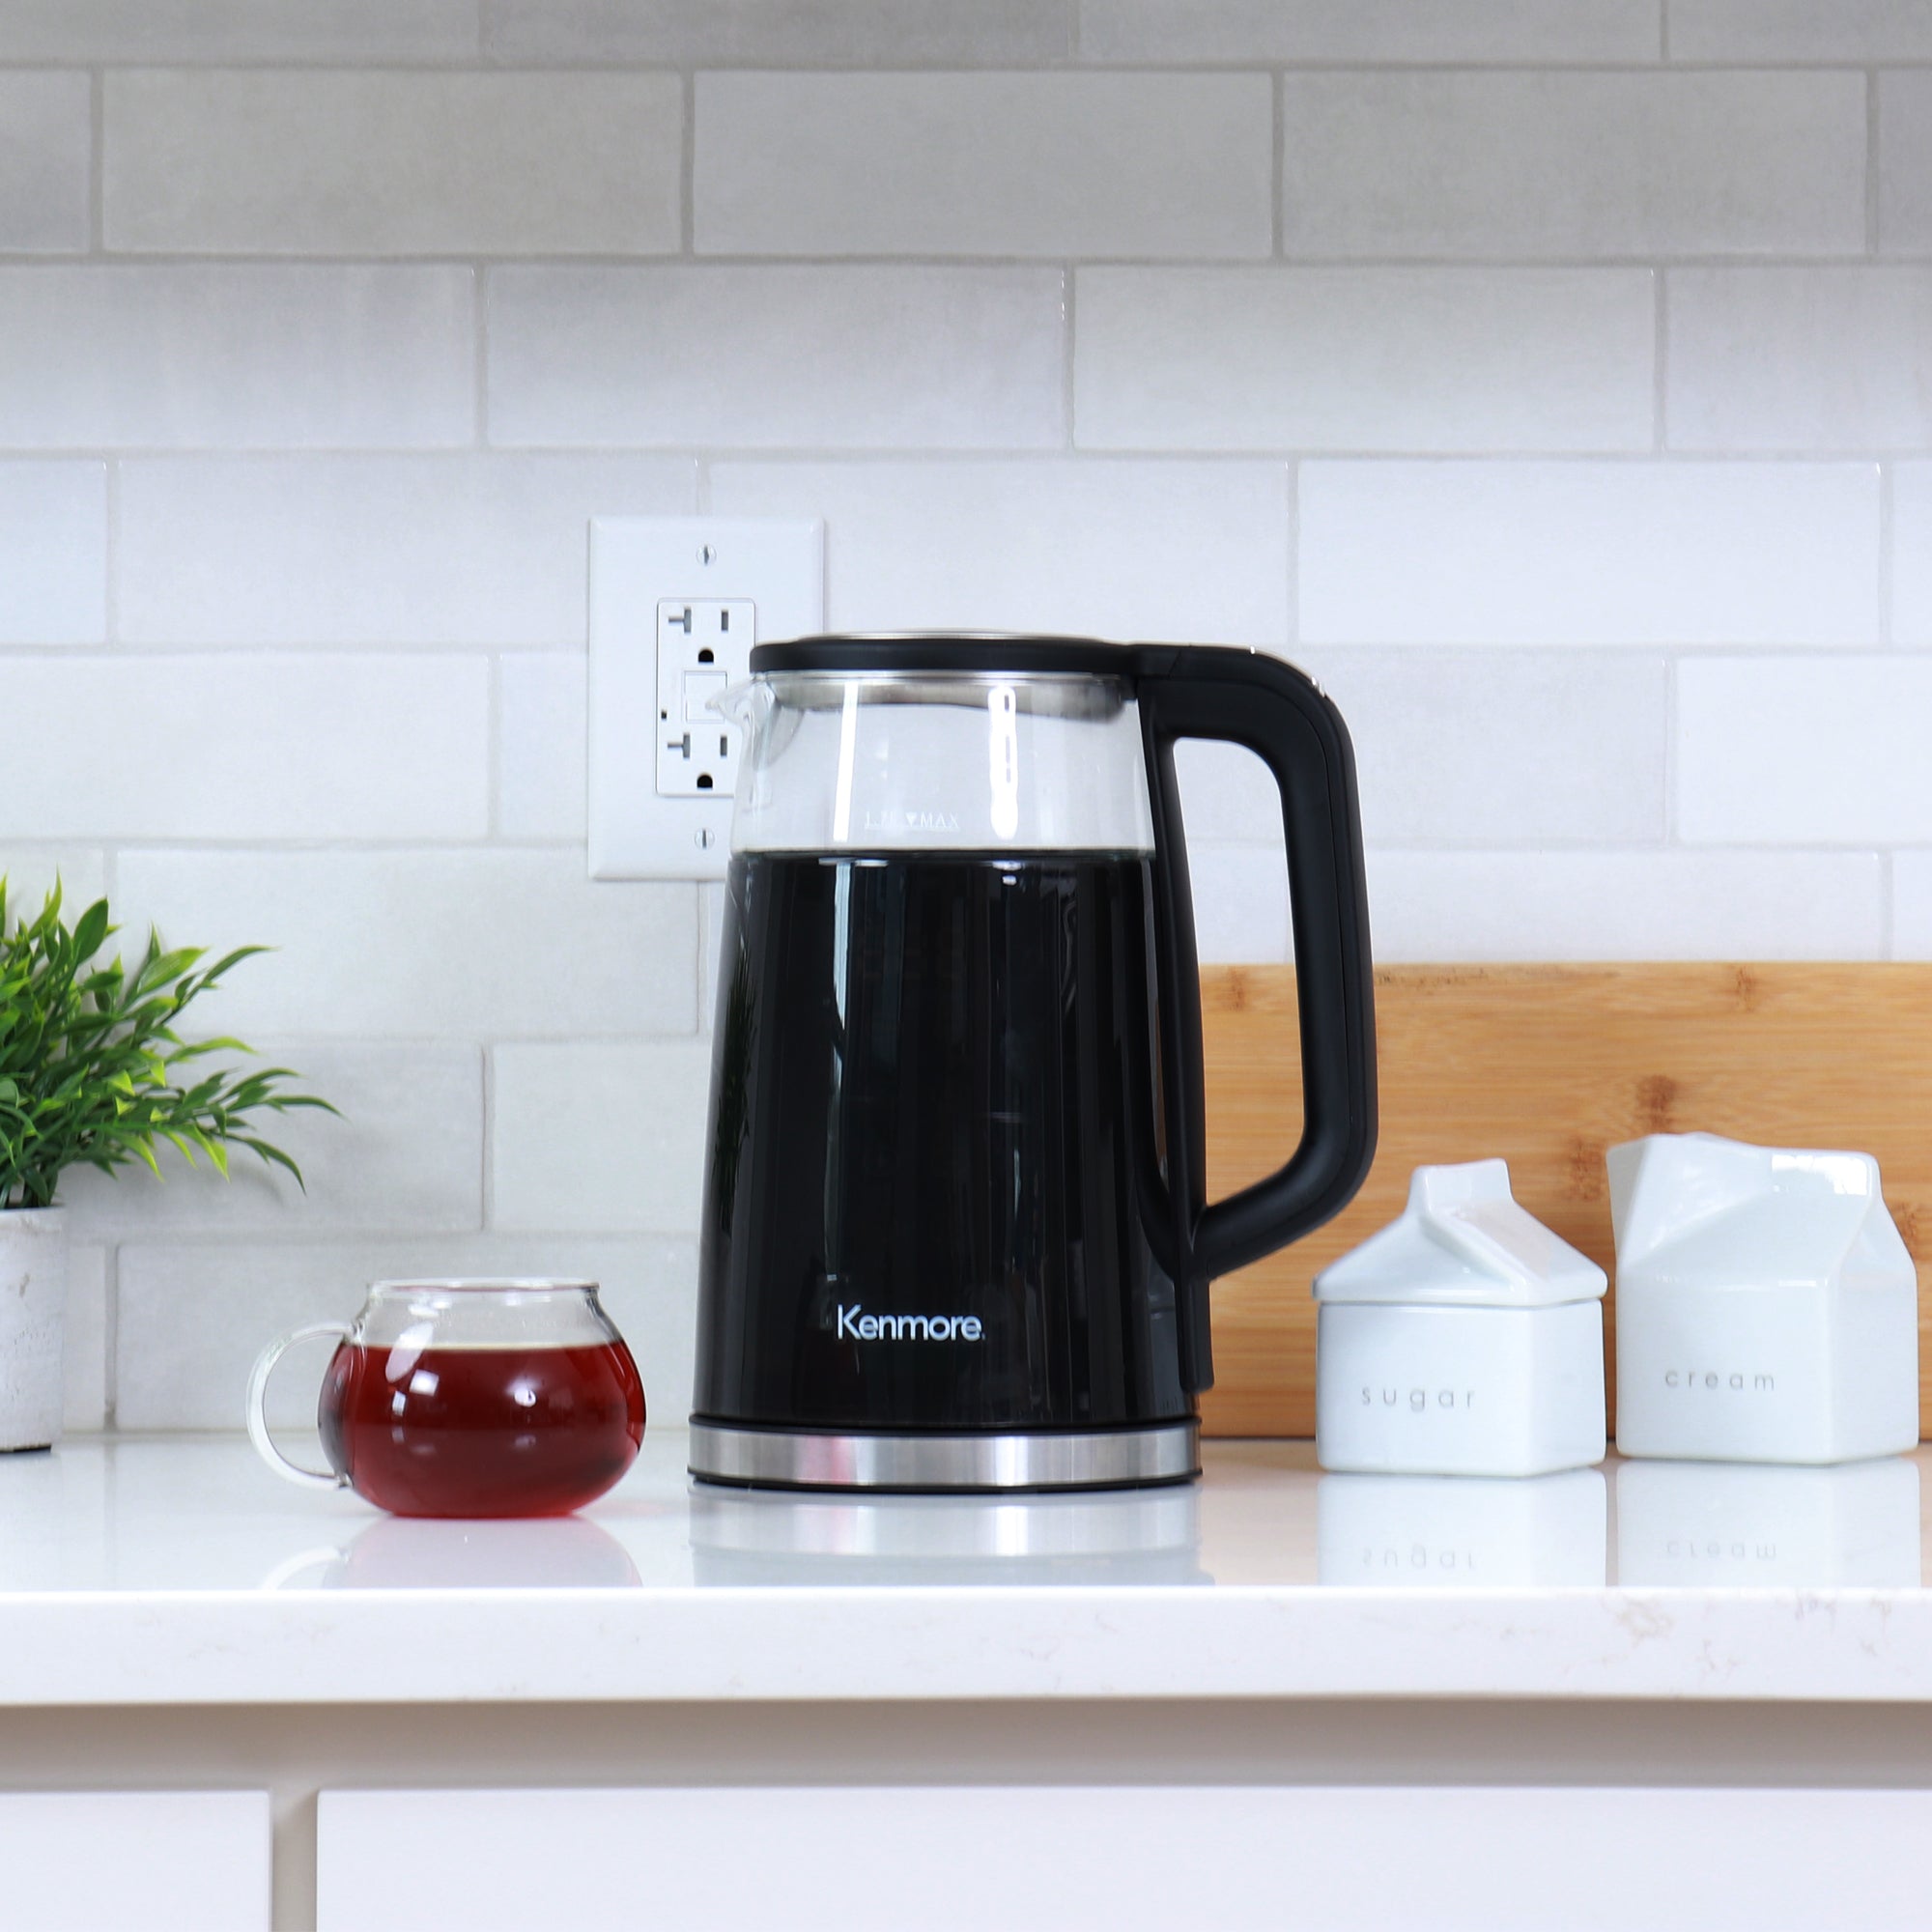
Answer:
246;1279;646;1519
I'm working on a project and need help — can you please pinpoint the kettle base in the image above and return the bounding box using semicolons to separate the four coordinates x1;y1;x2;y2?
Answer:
687;1420;1199;1493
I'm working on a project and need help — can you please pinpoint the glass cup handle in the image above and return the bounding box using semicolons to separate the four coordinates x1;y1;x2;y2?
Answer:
245;1321;352;1492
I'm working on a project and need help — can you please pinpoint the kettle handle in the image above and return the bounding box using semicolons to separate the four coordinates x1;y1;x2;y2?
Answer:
245;1321;354;1492
1133;646;1378;1387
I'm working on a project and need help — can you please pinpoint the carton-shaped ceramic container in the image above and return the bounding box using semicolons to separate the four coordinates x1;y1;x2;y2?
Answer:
1314;1160;1608;1478
1609;1132;1919;1465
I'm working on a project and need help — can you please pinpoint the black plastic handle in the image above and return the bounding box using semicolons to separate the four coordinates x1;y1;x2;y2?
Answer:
1132;645;1378;1392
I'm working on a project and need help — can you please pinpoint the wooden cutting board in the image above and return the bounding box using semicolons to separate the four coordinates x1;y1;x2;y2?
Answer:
1199;963;1932;1438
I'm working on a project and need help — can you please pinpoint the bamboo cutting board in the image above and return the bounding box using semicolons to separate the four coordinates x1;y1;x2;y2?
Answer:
1199;964;1932;1438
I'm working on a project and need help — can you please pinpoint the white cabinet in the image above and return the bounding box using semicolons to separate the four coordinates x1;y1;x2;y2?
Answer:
0;1791;270;1932
319;1783;1932;1932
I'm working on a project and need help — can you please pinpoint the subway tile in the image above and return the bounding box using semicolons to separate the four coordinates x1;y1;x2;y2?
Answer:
491;1039;711;1234
117;456;694;647
105;71;680;258
1312;649;1666;846
1890;465;1932;646
61;1043;483;1236
1894;854;1932;958
116;1236;696;1431
1668;270;1932;454
62;1246;107;1435
485;0;1065;63
1879;72;1932;256
0;852;107;918
498;651;586;840
1282;72;1862;260
0;267;473;450
1193;845;1886;965
1179;652;1664;849
696;73;1269;260
1367;850;1886;962
0;462;105;643
708;459;1291;642
0;655;487;839
1074;269;1655;454
0;0;479;61
1678;657;1932;843
0;73;90;254
1298;461;1881;646
112;850;696;1038
1079;0;1659;60
1670;0;1932;59
489;266;1065;451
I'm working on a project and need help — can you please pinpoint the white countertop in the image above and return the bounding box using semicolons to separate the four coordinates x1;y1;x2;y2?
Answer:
2;1432;1930;1708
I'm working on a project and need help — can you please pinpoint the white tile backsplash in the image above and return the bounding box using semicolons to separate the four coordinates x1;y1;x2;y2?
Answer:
61;1042;484;1236
1667;270;1932;453
62;1246;108;1435
0;655;488;839
1890;465;1932;646
4;0;1921;1433
0;74;92;255
498;652;587;839
0;267;475;451
709;460;1291;642
1282;72;1863;262
111;851;697;1038
0;0;480;61
696;73;1271;260
1078;0;1660;62
1669;0;1932;59
1678;658;1932;843
1074;269;1656;453
484;0;1068;63
488;266;1066;450
490;1040;712;1233
116;455;695;646
104;71;682;258
0;461;106;644
1298;461;1882;646
1878;72;1932;255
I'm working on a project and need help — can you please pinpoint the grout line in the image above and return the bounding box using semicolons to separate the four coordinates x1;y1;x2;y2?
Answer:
100;458;119;644
1880;461;1896;646
1061;267;1077;450
87;69;103;254
1662;654;1679;846
1270;68;1285;259
681;69;696;256
1284;461;1300;647
1869;70;1884;254
1653;269;1668;452
101;1244;118;1433
473;263;490;448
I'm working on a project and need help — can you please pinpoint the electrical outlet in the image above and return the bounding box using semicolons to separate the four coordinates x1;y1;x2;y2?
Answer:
587;518;823;880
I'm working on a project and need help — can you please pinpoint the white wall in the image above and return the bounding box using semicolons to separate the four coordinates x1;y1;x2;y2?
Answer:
0;0;1922;1430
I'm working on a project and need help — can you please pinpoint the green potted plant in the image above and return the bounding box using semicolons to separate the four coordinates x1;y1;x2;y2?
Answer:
0;882;331;1451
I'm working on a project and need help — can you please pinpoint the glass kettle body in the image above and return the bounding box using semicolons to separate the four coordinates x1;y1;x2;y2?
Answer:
690;637;1377;1492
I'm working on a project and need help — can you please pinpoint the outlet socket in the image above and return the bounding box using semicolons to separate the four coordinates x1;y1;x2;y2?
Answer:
587;517;823;880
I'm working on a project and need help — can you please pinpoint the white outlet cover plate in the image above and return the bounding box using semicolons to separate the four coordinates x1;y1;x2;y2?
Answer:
587;516;824;880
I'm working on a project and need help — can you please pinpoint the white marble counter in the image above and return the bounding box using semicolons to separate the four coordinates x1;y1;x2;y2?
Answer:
1;1432;1929;1707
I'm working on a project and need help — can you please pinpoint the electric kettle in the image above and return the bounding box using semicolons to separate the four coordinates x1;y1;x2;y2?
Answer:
690;636;1376;1492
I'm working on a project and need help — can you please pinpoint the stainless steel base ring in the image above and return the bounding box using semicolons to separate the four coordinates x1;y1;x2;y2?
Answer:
687;1420;1201;1493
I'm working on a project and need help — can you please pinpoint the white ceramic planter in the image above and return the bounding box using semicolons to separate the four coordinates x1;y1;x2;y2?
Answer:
1313;1159;1608;1478
0;1208;66;1452
1609;1132;1918;1465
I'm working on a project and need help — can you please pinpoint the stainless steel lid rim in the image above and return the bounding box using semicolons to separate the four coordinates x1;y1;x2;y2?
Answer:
688;1421;1201;1492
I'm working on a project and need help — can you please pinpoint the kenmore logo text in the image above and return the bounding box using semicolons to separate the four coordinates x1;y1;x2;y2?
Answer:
837;1304;984;1343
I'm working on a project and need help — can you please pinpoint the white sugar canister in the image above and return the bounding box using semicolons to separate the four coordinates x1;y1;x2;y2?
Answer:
1314;1160;1608;1479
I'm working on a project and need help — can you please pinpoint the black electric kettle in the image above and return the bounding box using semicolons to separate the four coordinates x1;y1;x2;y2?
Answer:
689;636;1376;1492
